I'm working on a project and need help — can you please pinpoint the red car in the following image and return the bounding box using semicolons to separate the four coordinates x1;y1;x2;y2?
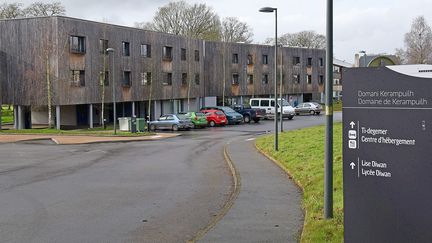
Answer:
201;109;227;127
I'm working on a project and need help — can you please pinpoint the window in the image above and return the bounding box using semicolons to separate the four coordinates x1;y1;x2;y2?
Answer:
251;100;259;106
141;72;151;85
333;79;340;85
262;74;269;84
195;73;200;85
293;56;300;65
181;48;187;61
99;39;108;54
247;74;254;84
247;54;253;65
307;58;312;66
261;100;269;106
122;71;131;86
163;46;173;61
181;73;187;85
232;53;239;64
232;73;239;85
122;42;130;56
293;74;300;84
333;66;341;73
140;44;151;57
71;70;85;86
307;75;312;84
319;58;324;67
194;50;199;61
262;55;268;65
163;73;172;85
271;100;275;107
319;75;324;84
99;71;109;86
70;36;85;54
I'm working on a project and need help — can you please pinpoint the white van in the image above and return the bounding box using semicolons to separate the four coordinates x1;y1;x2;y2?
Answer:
249;98;295;120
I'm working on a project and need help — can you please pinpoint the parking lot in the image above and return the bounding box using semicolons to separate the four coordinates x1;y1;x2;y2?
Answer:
0;113;341;242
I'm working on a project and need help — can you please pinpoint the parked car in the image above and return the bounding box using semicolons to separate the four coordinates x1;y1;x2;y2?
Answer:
181;111;208;128
148;114;194;131
201;109;227;127
201;106;243;125
231;104;265;123
249;98;295;120
295;102;323;115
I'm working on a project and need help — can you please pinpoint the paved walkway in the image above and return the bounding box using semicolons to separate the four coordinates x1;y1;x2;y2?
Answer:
200;136;304;243
0;133;178;144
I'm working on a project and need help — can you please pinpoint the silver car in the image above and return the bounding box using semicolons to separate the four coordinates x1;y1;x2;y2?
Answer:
295;102;322;115
148;114;194;131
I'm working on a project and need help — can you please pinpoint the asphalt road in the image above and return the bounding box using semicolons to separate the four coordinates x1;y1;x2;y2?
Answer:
0;113;341;242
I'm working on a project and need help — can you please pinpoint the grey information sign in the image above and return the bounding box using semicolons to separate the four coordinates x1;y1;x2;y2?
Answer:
343;66;432;243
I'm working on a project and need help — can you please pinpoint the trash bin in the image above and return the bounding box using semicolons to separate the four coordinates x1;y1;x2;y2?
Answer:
136;118;146;132
130;117;137;133
118;117;130;131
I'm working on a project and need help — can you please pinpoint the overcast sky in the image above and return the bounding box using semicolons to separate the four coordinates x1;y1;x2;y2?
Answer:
14;0;432;63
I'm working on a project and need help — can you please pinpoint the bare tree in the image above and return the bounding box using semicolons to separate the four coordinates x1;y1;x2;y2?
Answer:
0;2;24;19
24;2;65;17
221;17;253;43
398;16;432;64
265;31;326;49
141;1;221;41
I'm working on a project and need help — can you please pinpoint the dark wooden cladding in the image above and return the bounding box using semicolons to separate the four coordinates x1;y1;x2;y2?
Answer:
1;16;325;106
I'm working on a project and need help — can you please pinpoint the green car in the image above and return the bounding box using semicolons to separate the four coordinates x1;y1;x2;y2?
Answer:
183;112;208;128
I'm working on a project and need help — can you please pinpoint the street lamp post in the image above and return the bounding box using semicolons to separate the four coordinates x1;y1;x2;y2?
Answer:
279;44;283;133
260;6;278;151
106;48;117;135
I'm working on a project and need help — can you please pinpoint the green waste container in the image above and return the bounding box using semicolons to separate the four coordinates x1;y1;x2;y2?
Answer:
136;118;146;132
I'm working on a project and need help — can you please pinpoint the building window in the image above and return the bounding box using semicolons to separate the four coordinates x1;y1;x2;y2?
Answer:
71;70;85;86
232;73;239;85
122;42;130;56
333;78;340;85
333;66;341;73
99;71;109;86
141;72;151;85
163;73;172;85
163;46;173;61
140;44;151;57
232;53;239;64
307;58;312;66
262;74;269;84
319;58;324;67
262;55;268;65
293;56;300;65
248;74;254;84
122;71;131;86
319;75;324;84
247;54;253;65
70;36;85;54
195;73;200;85
181;73;187;85
99;39;108;54
181;48;187;61
195;50;199;61
307;75;312;84
293;74;300;84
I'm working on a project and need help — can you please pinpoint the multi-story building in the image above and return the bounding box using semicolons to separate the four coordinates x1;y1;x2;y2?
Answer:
333;58;353;100
0;16;326;129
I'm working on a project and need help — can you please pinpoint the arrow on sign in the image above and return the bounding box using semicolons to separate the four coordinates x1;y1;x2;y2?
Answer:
350;162;356;170
350;121;356;129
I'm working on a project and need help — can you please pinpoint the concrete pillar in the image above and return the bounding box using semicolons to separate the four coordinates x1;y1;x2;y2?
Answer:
56;105;61;130
17;105;24;130
240;96;244;105
132;102;135;117
173;100;179;114
89;104;93;128
13;105;18;129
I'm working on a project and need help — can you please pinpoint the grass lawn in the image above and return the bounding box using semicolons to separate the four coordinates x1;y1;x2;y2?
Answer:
333;100;342;112
1;105;14;124
0;125;153;137
256;123;343;243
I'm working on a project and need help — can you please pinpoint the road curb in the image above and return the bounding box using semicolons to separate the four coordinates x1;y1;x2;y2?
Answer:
254;142;306;242
187;143;241;243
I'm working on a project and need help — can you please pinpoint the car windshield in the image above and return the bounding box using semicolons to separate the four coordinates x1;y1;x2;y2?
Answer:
277;99;291;106
215;111;225;115
177;114;189;120
220;107;236;113
242;105;252;109
196;112;205;116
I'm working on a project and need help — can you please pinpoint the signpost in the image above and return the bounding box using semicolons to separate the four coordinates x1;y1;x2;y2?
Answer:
343;65;432;242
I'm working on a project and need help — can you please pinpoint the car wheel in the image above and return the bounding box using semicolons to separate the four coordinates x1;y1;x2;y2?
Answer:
316;112;320;115
172;124;179;131
253;118;260;123
288;116;294;120
310;110;315;115
296;113;300;116
149;124;156;131
244;115;251;123
209;120;216;127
